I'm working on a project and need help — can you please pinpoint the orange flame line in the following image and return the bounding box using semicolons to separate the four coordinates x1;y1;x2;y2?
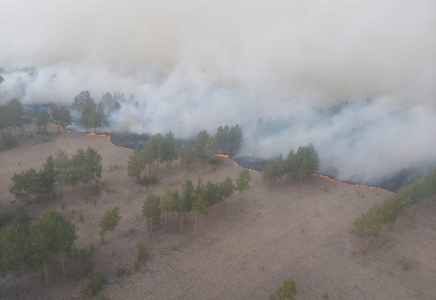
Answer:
216;153;393;193
46;123;393;193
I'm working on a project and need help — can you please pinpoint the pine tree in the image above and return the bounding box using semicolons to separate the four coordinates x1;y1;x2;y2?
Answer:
193;180;208;234
298;158;310;183
36;110;50;133
99;207;121;256
41;156;56;200
50;104;61;134
59;106;72;131
236;169;252;193
85;147;102;189
9;169;39;206
31;211;77;286
54;150;70;197
220;177;234;199
89;106;101;133
142;194;161;237
194;130;210;156
128;147;145;179
179;179;194;232
204;180;218;209
161;190;176;224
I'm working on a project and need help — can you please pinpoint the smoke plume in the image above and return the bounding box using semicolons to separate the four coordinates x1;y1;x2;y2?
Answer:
1;0;435;185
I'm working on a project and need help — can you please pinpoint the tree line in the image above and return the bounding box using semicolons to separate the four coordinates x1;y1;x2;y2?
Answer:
0;99;27;148
35;104;72;135
0;210;77;296
9;147;102;205
351;167;436;239
181;124;243;167
262;143;320;183
127;132;178;181
72;90;132;132
142;168;252;236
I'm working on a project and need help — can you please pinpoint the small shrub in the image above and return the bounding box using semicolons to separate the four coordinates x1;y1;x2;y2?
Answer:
79;214;84;222
208;156;222;166
149;175;158;184
113;164;119;169
67;246;93;283
99;231;106;244
171;243;179;251
126;269;131;276
137;243;149;262
137;175;158;187
269;279;297;300
91;184;101;196
323;187;328;193
82;272;107;298
116;266;125;277
361;194;365;198
128;228;137;235
89;242;95;254
402;261;411;271
3;135;17;149
322;292;329;299
133;261;139;270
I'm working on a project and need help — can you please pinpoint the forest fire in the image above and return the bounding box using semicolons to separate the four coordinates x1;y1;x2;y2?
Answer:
46;122;393;193
47;122;72;133
312;174;393;193
217;153;393;192
86;132;109;137
231;158;262;173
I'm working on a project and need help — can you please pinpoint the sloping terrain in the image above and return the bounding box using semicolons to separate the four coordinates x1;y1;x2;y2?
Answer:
0;125;435;300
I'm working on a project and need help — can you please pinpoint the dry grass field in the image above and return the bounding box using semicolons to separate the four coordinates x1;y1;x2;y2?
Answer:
1;123;435;300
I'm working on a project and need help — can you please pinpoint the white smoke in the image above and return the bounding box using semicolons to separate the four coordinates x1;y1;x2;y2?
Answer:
0;0;435;184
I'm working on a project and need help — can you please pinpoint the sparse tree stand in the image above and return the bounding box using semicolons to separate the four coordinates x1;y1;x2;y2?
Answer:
31;211;77;287
142;194;162;237
179;179;194;233
54;150;70;197
50;104;72;134
193;180;208;235
69;147;102;191
99;207;121;256
161;190;176;225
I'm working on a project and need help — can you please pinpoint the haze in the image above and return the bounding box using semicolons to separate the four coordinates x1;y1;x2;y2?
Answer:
1;0;435;184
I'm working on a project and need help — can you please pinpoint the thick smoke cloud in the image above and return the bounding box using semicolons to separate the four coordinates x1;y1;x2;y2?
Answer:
0;0;435;184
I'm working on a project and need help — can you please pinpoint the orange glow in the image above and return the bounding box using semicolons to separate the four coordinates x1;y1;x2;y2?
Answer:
86;132;108;137
45;124;395;194
311;174;393;192
47;122;72;133
216;153;393;193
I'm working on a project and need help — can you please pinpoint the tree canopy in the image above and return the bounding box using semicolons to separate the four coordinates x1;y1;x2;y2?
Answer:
36;110;50;133
351;167;436;238
262;144;320;183
142;194;162;236
236;169;252;193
